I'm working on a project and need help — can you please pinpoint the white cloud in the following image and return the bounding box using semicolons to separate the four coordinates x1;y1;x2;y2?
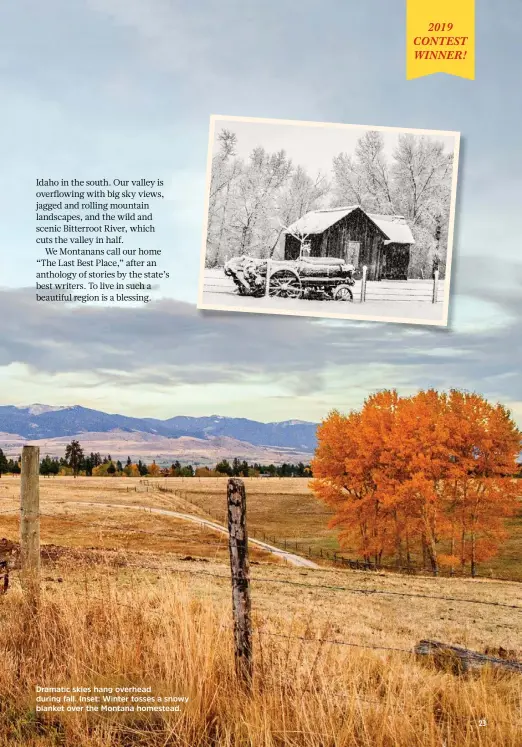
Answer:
0;287;520;424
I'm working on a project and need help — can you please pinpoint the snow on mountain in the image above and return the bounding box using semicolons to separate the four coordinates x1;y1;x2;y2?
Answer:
16;404;72;416
0;405;318;453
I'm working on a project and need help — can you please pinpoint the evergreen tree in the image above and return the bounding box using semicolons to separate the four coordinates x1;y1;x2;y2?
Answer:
0;448;8;478
170;460;182;476
83;456;93;476
40;454;54;477
8;459;20;475
65;439;84;477
216;459;233;476
91;452;102;468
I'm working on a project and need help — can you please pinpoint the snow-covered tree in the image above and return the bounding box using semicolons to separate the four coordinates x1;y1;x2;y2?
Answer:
270;167;329;257
331;131;454;277
206;129;243;267
331;131;396;213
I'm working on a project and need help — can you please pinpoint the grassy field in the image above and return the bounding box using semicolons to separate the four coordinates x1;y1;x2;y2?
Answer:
1;474;520;575
0;476;278;564
152;476;522;580
164;476;340;553
0;476;521;745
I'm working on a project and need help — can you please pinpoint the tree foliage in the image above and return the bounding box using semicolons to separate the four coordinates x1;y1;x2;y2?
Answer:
64;440;84;478
206;130;329;267
312;390;521;576
206;127;454;278
332;132;453;277
0;448;8;478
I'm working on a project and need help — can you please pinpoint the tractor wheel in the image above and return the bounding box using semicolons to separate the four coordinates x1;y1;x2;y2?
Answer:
268;270;302;299
332;284;353;301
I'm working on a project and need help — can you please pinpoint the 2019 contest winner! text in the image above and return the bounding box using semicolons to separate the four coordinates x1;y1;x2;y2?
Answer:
35;177;169;304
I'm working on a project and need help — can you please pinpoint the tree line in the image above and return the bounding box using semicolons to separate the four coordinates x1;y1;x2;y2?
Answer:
0;450;20;476
312;389;522;577
207;128;453;277
0;443;311;479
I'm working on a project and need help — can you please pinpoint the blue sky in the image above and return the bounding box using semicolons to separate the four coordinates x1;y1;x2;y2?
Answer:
0;1;521;424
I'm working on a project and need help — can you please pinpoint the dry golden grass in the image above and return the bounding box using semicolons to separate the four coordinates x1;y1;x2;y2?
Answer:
156;476;522;578
0;476;521;745
0;559;520;747
159;476;339;553
0;476;277;563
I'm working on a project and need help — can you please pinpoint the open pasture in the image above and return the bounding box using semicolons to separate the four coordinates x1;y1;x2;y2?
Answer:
0;475;520;745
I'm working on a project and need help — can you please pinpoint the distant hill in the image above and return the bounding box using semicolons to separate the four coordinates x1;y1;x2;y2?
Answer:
0;429;313;466
0;404;318;459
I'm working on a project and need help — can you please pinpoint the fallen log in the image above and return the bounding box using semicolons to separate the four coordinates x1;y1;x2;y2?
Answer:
0;560;8;594
415;639;522;674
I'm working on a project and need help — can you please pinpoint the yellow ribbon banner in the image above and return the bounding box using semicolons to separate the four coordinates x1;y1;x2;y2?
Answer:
406;0;475;80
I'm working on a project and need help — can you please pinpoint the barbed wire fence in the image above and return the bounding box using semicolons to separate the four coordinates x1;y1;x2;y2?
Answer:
5;473;518;580
6;510;522;613
155;482;519;582
2;450;522;682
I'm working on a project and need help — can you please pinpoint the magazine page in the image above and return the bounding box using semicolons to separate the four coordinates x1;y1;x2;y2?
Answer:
1;2;520;746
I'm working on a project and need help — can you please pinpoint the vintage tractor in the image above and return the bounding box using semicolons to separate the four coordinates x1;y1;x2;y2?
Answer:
224;256;356;301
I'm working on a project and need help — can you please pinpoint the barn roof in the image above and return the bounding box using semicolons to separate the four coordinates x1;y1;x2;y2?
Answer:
367;213;415;245
286;206;415;245
286;206;360;235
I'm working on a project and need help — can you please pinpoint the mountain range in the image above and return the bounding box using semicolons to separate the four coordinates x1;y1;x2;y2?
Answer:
0;405;318;465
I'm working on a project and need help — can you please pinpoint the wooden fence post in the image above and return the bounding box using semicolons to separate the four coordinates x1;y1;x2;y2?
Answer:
432;269;439;303
20;445;40;590
227;478;253;688
264;258;272;298
360;265;368;303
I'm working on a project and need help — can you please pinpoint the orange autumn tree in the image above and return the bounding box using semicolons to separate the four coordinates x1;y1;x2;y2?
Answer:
312;389;521;576
381;390;455;575
443;390;521;576
147;461;161;477
311;391;400;565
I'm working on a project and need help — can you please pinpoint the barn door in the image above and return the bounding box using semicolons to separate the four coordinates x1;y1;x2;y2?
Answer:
345;240;360;267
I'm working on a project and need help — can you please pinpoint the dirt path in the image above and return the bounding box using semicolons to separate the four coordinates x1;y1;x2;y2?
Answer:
72;501;319;569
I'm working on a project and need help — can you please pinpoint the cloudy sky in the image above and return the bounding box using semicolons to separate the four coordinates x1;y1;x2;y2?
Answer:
0;0;521;424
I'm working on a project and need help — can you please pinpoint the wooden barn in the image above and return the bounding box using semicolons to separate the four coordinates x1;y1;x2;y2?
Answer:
284;206;415;280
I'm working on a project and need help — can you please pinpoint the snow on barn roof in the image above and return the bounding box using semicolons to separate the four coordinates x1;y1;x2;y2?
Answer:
286;206;415;245
367;213;415;245
286;206;360;235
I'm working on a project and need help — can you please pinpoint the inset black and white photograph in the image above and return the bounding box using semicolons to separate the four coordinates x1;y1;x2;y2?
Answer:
198;116;460;326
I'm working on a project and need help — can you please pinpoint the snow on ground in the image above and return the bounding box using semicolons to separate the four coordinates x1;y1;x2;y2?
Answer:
199;269;447;326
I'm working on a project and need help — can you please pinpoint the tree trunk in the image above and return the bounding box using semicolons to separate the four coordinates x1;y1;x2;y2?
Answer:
269;227;284;258
394;510;403;567
423;532;438;576
405;532;412;569
216;180;232;264
460;528;465;569
470;532;477;578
